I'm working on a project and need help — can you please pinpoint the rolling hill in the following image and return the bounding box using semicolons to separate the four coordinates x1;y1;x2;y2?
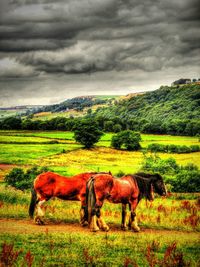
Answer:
93;83;200;135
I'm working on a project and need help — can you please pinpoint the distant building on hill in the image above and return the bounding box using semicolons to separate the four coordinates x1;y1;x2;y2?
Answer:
171;78;191;86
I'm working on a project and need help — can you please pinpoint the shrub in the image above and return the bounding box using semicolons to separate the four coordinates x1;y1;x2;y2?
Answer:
147;143;200;154
5;166;49;191
169;170;200;193
142;154;179;175
111;130;141;151
142;154;200;192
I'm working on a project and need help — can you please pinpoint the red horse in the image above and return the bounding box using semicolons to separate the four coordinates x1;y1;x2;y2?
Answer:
29;171;110;225
86;172;167;232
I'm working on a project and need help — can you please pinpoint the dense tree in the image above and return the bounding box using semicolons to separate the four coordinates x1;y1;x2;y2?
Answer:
113;124;122;133
111;130;141;151
104;121;114;132
93;84;200;136
1;116;22;130
73;119;103;148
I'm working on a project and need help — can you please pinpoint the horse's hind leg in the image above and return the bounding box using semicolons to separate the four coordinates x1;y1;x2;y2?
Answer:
129;200;140;232
95;200;109;232
34;199;46;225
121;204;128;231
96;209;109;232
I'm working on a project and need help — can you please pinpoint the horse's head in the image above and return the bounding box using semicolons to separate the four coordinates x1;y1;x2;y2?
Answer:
151;173;167;197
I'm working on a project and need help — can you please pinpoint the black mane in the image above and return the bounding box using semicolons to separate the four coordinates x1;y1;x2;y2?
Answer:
135;172;161;180
132;174;153;201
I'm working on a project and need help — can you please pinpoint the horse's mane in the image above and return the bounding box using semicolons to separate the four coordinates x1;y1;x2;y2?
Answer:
131;174;153;201
135;172;162;180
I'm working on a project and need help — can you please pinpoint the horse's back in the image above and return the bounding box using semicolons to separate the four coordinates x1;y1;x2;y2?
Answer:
34;171;63;188
120;175;140;199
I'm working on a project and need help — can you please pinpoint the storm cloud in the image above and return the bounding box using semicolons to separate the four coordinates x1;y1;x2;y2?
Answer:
0;0;199;106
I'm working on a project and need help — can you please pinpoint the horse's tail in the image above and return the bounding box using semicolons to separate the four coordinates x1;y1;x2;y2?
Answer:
29;187;37;218
86;177;96;224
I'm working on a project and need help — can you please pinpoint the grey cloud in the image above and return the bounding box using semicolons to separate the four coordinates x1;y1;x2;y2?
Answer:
0;39;74;52
0;57;39;78
0;0;199;106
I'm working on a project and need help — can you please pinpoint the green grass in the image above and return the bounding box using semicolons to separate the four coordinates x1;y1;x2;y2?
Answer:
0;130;75;140
0;230;199;266
0;143;81;164
0;131;199;175
141;134;200;147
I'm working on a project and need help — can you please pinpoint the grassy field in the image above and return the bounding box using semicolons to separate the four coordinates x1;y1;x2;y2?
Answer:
0;131;199;176
0;186;199;266
0;130;200;266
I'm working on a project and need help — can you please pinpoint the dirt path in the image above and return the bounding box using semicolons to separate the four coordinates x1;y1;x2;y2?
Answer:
0;218;199;238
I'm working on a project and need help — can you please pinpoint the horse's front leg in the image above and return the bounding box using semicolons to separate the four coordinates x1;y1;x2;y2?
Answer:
34;199;46;225
129;199;140;232
121;204;128;231
80;205;88;226
79;195;89;227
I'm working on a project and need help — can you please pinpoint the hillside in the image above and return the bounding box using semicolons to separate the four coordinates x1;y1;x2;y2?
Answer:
0;84;199;135
93;84;200;135
28;95;119;115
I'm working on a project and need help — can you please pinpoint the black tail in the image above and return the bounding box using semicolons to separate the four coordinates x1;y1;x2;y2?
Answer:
86;177;96;223
29;188;37;218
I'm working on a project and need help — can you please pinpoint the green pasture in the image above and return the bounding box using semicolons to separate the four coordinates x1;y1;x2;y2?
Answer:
0;131;200;177
0;130;75;140
0;130;199;146
141;134;200;147
0;143;81;165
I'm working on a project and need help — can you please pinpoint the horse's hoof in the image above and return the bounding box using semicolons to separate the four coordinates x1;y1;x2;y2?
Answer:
121;226;128;231
34;217;45;225
132;226;140;232
80;221;88;227
102;226;109;232
91;227;100;232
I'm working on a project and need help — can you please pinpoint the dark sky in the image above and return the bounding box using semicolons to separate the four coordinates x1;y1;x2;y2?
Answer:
0;0;199;107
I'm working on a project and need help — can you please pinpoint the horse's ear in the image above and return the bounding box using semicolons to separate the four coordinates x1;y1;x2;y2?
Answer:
109;171;112;175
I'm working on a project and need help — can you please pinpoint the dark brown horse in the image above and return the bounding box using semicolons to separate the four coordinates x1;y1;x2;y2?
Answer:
29;171;110;225
86;172;167;232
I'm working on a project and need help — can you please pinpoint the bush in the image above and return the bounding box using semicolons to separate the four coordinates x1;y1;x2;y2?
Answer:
5;166;49;191
73;119;103;148
147;143;200;154
169;170;200;192
111;130;141;151
142;155;180;175
141;154;200;192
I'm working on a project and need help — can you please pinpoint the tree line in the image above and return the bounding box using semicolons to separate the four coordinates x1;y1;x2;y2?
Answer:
0;84;200;136
0;114;199;137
